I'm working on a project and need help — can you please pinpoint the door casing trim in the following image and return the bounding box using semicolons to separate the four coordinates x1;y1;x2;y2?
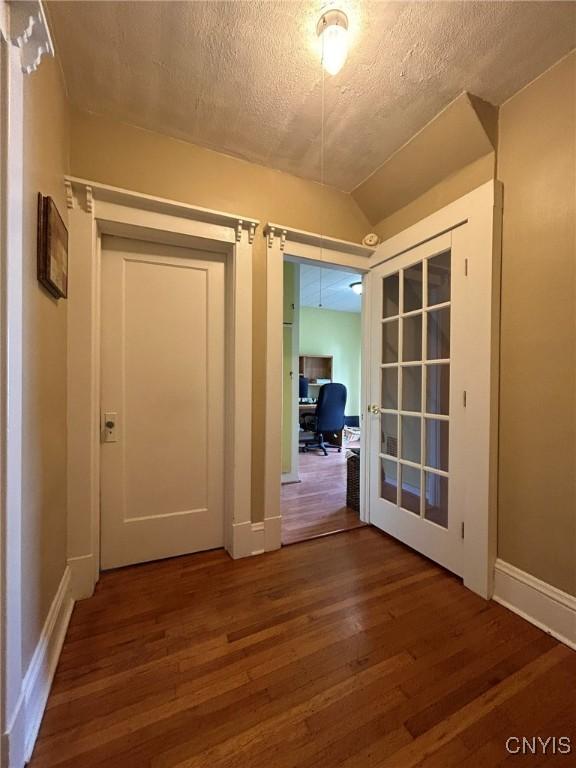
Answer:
65;177;258;598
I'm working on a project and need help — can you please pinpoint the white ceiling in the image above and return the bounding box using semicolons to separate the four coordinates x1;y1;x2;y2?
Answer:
300;264;361;313
48;1;576;191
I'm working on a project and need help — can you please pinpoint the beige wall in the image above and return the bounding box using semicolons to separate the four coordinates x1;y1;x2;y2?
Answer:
69;108;370;521
374;153;496;241
497;52;575;595
352;93;497;226
22;56;70;667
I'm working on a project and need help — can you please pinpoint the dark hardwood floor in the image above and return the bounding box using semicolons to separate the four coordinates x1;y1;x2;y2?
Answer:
29;527;575;767
282;448;365;544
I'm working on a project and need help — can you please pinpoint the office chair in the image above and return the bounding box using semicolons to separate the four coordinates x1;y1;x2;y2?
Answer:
299;376;309;399
299;383;347;456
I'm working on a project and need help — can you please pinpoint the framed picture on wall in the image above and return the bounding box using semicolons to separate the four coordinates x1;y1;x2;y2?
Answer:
37;193;68;299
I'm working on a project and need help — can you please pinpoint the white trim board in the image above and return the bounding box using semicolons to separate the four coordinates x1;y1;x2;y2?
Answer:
493;559;576;651
5;567;74;766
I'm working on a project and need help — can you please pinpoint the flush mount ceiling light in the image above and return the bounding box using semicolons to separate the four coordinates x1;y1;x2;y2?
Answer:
349;281;362;295
317;8;349;75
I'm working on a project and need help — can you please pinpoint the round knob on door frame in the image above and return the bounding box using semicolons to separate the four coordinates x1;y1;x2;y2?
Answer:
105;420;115;429
368;404;381;414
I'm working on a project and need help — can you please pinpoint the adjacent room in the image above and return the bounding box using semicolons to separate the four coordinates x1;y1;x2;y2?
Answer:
0;2;574;767
281;262;365;544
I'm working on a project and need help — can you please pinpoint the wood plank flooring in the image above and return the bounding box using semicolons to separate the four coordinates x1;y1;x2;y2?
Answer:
30;527;575;767
282;448;365;544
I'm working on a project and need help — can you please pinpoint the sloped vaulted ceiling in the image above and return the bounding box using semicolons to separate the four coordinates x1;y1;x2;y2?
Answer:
48;0;576;194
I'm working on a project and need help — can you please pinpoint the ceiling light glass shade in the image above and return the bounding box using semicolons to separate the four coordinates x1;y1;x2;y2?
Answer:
350;281;362;295
317;9;349;76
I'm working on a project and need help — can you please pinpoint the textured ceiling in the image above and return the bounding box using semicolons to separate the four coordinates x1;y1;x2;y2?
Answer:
300;265;362;313
48;1;576;191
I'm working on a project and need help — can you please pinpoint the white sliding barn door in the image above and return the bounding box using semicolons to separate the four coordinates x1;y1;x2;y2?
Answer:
100;236;225;569
367;232;466;576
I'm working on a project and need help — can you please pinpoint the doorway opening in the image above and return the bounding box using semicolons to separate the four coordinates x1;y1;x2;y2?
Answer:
281;258;367;545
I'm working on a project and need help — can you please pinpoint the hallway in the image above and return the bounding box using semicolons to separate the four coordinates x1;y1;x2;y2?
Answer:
281;449;366;544
30;528;575;767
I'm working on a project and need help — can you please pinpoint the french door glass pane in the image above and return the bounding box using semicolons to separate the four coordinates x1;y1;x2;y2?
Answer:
402;366;422;412
427;307;450;360
382;320;399;363
428;251;451;306
425;472;448;528
404;263;423;313
379;247;452;532
426;364;450;415
401;415;421;463
402;315;422;362
381;367;398;410
383;274;400;318
381;459;398;503
400;464;420;514
425;418;449;472
381;413;398;457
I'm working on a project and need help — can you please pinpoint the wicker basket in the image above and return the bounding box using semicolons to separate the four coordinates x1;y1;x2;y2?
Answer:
346;450;360;512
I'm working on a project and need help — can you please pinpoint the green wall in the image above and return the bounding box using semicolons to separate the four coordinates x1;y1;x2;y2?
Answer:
299;307;362;416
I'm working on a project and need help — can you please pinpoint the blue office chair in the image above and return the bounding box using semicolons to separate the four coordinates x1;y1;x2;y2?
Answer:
299;383;347;456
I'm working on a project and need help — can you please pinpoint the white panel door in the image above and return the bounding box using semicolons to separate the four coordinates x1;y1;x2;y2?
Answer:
368;232;465;576
100;236;225;569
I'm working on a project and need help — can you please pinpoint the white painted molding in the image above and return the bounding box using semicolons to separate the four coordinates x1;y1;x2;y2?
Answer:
65;176;259;236
231;518;282;558
266;222;374;258
263;516;282;552
251;522;265;556
5;567;74;766
8;0;54;74
68;554;96;600
493;559;576;651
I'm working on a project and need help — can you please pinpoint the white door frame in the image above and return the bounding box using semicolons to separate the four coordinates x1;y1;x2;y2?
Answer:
65;177;258;600
366;180;502;598
264;225;375;550
281;259;300;485
1;2;54;764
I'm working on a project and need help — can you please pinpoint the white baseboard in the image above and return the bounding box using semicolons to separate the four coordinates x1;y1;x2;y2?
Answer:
263;515;281;551
281;471;300;485
4;567;74;766
67;553;96;600
230;516;282;559
493;559;576;651
251;521;265;555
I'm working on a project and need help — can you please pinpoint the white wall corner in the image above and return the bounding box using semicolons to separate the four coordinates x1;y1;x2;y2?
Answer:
3;567;74;767
493;559;576;651
67;554;96;601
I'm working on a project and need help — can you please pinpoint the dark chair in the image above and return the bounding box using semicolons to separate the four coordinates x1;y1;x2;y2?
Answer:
299;383;347;456
299;376;309;399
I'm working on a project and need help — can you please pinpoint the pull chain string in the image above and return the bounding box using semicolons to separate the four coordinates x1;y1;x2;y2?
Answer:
319;28;326;307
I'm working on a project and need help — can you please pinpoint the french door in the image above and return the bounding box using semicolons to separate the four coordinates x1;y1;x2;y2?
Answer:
368;232;465;576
